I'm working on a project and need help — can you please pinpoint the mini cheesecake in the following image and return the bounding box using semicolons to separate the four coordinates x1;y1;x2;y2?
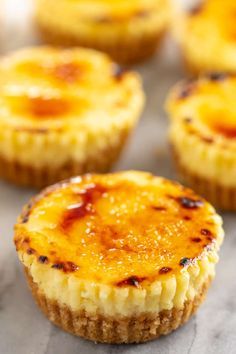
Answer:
0;47;144;188
14;171;224;343
174;0;236;74
166;72;236;210
35;0;170;64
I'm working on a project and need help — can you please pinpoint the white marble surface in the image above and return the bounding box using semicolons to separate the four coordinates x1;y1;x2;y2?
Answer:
0;1;236;353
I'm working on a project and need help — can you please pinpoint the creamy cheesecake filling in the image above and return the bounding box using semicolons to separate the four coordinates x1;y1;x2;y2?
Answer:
19;248;219;316
167;74;236;187
15;171;224;316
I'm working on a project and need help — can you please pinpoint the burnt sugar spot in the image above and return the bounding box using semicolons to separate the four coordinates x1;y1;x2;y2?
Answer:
21;215;29;224
201;136;214;144
53;62;82;83
201;228;212;236
61;184;107;231
191;237;202;243
51;261;79;273
178;197;203;210
180;257;191;267
207;72;228;82
183;215;192;221
159;267;172;275
51;263;64;270
38;255;49;264
116;276;146;288
27;248;35;255
151;206;167;211
201;229;214;241
21;200;35;224
178;81;195;99
28;96;70;118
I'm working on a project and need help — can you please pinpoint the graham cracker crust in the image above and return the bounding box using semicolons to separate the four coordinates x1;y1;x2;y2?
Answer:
0;132;128;188
37;23;165;65
172;148;236;211
25;269;211;344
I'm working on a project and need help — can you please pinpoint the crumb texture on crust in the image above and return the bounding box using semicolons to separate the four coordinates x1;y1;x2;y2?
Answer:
0;47;144;168
175;0;236;72
26;269;211;343
0;137;126;188
38;23;165;65
14;171;223;316
166;74;236;186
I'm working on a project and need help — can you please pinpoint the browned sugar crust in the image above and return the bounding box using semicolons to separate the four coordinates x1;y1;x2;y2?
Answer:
0;130;128;188
25;268;211;344
37;23;165;65
172;147;236;211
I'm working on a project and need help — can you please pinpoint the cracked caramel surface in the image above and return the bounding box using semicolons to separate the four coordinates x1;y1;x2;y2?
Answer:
14;171;221;286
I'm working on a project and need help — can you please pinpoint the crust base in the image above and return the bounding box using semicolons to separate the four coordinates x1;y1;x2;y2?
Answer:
25;269;211;344
0;134;127;188
172;148;236;211
37;23;165;65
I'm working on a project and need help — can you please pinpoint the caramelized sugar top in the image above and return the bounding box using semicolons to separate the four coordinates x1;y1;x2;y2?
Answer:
170;73;236;141
0;47;137;129
186;0;236;42
14;172;219;286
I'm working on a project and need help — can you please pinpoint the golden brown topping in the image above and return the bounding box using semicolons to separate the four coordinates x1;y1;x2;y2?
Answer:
14;172;219;285
28;96;70;118
61;184;107;231
168;73;236;142
207;122;236;139
0;47;143;133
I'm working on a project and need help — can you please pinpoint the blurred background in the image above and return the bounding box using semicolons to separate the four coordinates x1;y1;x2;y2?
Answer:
0;0;192;52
